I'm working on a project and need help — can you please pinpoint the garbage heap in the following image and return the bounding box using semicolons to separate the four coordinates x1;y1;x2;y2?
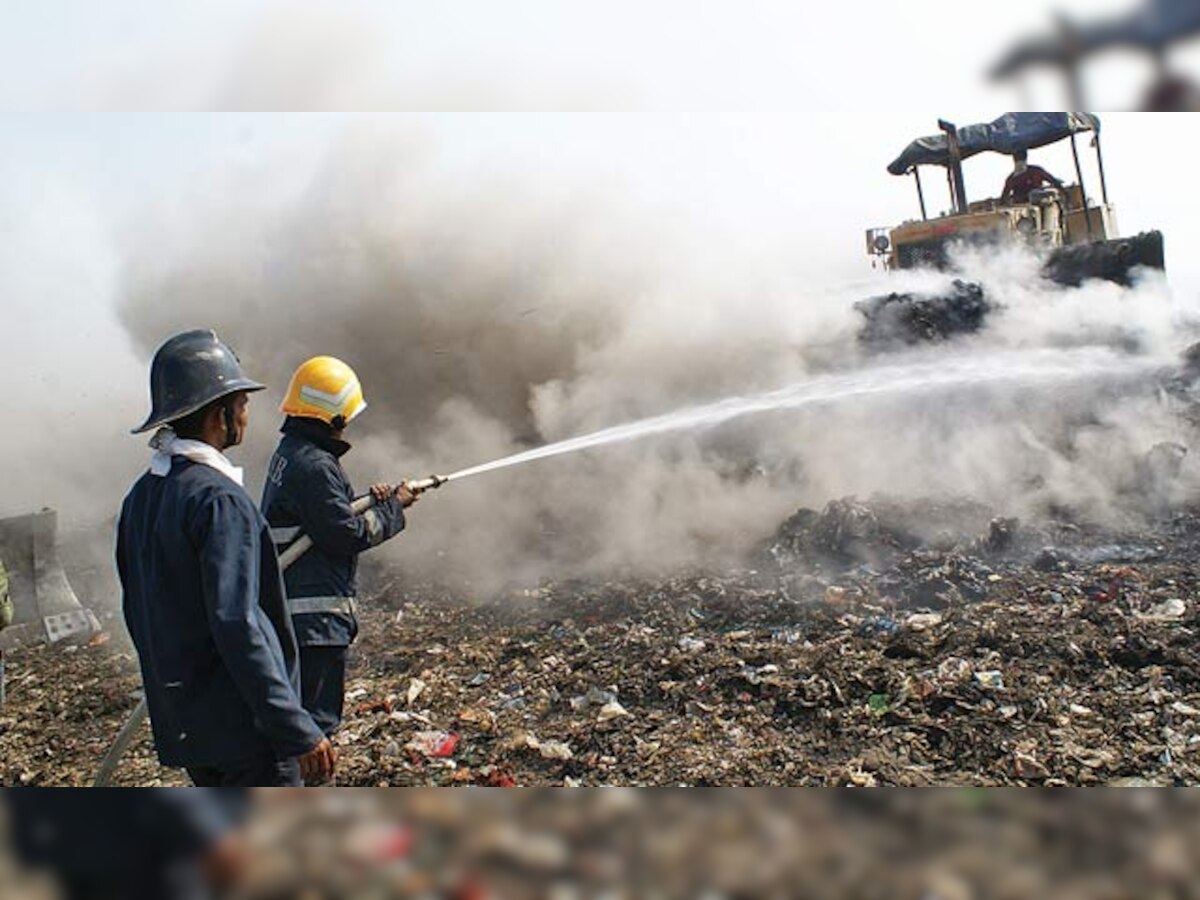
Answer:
4;495;1200;787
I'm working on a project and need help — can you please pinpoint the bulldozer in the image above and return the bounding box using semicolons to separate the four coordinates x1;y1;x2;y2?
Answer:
0;509;99;648
859;112;1165;347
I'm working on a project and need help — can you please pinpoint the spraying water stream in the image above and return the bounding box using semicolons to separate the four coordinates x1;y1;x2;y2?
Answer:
429;347;1166;486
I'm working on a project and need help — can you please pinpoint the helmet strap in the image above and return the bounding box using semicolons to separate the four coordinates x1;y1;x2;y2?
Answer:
222;403;237;450
330;414;347;431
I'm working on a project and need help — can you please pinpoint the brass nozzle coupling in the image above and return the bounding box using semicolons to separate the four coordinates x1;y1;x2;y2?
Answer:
405;474;448;494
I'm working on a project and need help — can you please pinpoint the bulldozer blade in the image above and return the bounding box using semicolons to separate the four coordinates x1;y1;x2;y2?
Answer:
0;509;98;645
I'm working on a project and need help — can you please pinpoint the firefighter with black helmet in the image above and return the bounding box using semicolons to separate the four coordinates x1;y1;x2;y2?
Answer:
117;329;335;786
261;356;415;737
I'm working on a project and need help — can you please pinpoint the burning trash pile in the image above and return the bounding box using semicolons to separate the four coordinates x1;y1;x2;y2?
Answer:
855;280;995;349
4;491;1200;787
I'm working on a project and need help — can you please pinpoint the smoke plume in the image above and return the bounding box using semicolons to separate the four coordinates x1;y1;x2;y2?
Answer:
115;123;1197;593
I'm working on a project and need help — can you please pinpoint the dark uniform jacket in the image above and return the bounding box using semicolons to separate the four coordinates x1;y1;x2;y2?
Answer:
117;458;324;768
261;417;405;647
7;787;249;881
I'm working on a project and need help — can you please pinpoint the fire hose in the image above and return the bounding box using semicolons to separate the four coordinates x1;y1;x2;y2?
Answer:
92;475;447;787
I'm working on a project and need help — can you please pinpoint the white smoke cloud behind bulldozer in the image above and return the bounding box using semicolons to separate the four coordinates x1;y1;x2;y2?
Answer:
0;113;1196;597
100;117;1200;591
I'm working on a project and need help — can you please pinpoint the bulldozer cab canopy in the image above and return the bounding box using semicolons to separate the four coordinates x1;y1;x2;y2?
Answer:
887;113;1101;175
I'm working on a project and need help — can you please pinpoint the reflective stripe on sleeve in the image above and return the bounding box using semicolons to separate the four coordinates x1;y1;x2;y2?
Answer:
287;596;355;616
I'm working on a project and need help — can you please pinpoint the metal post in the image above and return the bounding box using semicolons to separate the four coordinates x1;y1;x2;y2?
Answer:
1057;17;1087;109
938;120;968;215
913;169;928;220
1066;63;1086;111
1070;133;1094;239
1094;134;1110;205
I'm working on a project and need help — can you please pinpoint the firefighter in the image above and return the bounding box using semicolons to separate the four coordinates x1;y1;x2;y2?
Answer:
117;329;334;787
262;356;415;737
7;788;251;900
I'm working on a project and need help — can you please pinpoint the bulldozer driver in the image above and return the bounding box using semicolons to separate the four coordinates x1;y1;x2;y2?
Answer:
1001;149;1065;206
262;356;416;738
117;330;335;787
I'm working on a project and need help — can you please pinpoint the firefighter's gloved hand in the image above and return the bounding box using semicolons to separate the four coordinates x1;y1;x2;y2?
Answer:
368;483;395;503
396;484;417;508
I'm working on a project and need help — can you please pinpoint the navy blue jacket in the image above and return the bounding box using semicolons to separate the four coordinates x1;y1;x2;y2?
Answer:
261;417;405;647
117;459;325;768
8;788;249;878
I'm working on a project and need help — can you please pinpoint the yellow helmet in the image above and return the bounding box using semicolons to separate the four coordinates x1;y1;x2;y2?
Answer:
281;356;367;427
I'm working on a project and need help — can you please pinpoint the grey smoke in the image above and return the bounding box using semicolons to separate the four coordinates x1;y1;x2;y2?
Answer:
113;124;1196;592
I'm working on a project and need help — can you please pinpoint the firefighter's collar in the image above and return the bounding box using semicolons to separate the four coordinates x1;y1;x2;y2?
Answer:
148;427;245;486
281;416;352;458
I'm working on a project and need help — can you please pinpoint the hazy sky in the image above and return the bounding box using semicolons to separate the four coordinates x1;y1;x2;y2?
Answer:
2;112;1195;521
0;0;1177;111
1;2;1198;534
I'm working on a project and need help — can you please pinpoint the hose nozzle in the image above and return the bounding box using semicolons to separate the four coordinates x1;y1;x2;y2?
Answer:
404;474;448;494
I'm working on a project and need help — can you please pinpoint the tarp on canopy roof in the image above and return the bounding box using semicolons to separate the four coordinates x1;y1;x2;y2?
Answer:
991;0;1200;79
887;113;1101;175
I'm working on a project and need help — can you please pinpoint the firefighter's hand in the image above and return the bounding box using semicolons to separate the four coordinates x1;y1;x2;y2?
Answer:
369;483;395;503
396;484;417;507
299;737;337;783
201;833;250;889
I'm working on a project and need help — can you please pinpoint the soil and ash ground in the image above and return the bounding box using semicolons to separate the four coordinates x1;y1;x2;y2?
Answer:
4;495;1200;786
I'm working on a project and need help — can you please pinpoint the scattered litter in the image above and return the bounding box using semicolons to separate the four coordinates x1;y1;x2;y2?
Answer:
1140;598;1186;620
904;612;943;631
405;731;459;759
569;687;617;711
937;657;973;684
597;700;629;722
677;636;706;654
406;678;426;707
20;493;1200;786
975;671;1005;690
523;735;573;761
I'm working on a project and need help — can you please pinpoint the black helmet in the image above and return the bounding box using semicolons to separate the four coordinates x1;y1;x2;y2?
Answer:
132;329;266;434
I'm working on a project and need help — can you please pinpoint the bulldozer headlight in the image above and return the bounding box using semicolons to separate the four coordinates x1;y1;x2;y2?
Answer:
873;234;891;253
1016;215;1036;235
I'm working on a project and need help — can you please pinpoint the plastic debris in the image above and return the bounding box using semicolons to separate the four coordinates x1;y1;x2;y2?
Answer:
974;671;1005;690
405;731;459;758
677;636;706;654
18;492;1200;787
596;700;630;722
523;735;573;761
406;678;426;706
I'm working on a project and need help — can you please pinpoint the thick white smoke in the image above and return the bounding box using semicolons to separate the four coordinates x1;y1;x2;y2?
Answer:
111;123;1197;592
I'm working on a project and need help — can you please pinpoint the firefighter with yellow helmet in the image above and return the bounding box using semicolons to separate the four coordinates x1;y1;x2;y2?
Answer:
261;356;415;738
